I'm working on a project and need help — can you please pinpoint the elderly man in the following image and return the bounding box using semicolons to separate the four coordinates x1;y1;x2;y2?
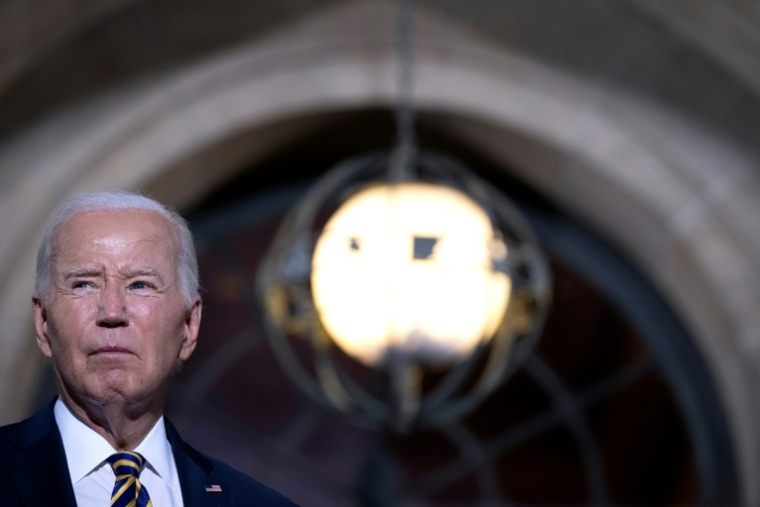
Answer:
0;192;297;506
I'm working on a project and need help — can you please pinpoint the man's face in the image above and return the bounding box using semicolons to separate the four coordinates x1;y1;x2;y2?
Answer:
33;210;201;408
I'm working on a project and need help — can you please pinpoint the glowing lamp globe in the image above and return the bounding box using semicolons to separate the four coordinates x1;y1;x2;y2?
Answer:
259;152;551;429
311;182;511;366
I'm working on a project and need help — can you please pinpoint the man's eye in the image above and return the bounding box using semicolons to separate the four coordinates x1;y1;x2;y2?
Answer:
72;282;91;289
131;282;148;290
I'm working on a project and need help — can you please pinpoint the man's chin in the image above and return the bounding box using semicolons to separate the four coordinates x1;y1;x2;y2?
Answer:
58;371;166;414
83;380;154;407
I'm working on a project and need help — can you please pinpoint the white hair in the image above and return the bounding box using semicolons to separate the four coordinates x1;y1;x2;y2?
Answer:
35;191;199;307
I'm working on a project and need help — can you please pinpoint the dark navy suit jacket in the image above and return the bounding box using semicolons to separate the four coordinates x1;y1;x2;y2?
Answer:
0;401;298;506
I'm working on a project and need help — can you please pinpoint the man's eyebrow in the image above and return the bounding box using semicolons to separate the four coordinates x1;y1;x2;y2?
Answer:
63;269;102;279
126;268;163;279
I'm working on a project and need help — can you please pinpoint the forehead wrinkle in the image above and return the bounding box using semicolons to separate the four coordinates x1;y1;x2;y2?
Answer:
118;231;180;260
56;225;176;260
88;232;171;249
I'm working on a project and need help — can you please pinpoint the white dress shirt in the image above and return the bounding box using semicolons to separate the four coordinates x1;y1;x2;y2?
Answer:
54;398;184;507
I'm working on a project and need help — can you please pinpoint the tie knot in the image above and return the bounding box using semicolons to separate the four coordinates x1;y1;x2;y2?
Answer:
108;451;146;477
107;451;152;507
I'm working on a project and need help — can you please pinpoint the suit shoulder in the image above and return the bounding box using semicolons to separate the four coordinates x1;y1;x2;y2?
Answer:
181;441;299;506
0;402;57;457
0;421;18;439
0;420;28;459
0;419;25;437
211;456;299;506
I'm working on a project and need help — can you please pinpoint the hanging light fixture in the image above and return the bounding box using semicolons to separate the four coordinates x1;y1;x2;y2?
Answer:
258;0;551;431
311;181;512;367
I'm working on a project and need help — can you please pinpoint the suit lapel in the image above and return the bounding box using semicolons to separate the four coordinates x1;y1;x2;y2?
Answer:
167;420;232;507
3;402;77;507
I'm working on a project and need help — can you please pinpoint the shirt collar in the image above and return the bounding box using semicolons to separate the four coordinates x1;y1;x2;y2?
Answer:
134;409;177;491
53;398;177;490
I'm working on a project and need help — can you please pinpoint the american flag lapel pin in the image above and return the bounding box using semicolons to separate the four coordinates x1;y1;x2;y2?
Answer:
205;485;223;493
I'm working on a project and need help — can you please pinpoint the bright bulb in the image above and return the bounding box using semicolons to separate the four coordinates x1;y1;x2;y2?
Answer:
311;182;511;366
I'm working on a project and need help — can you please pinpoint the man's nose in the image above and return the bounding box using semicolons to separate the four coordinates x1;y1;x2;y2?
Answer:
96;284;129;327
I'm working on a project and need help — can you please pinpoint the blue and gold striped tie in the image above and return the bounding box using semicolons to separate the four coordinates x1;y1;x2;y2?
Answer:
107;452;153;507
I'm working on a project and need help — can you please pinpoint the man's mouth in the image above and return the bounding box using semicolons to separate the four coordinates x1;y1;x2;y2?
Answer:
91;346;132;356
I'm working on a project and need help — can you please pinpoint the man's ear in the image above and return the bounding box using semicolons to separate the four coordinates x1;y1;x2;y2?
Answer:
179;298;201;362
33;296;53;359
